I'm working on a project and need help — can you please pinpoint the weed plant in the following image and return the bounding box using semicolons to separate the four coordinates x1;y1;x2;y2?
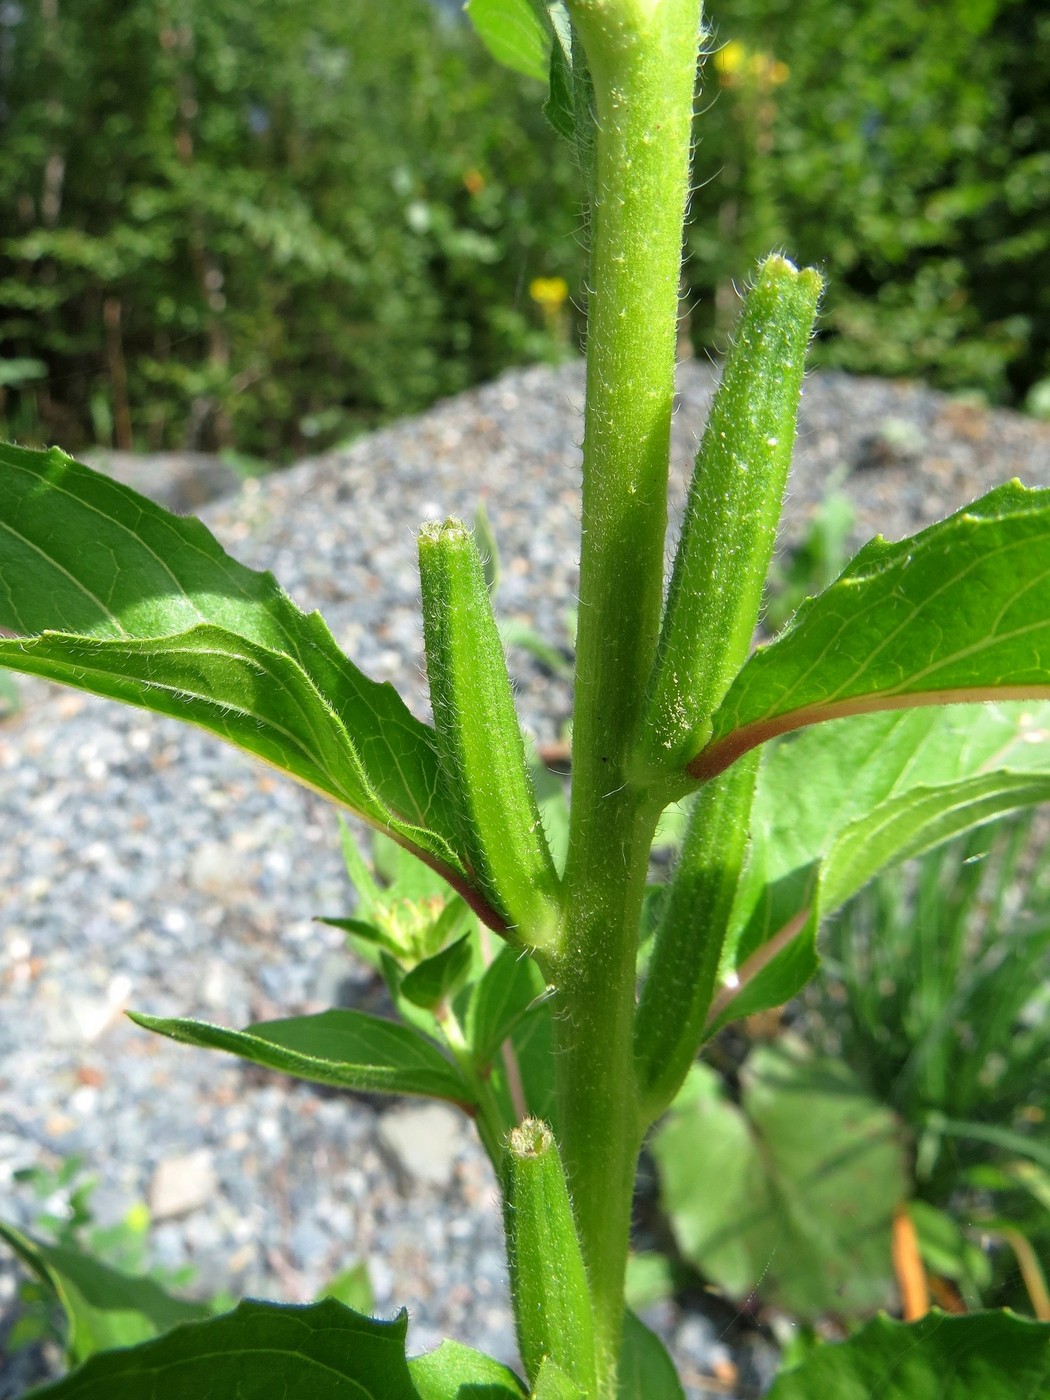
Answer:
811;818;1050;1314
1;2;1050;1396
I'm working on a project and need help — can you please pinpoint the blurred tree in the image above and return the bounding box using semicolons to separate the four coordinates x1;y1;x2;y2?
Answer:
0;0;1045;456
0;0;583;457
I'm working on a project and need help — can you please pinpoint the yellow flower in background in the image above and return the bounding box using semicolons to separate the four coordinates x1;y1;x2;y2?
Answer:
529;276;571;345
529;276;569;311
715;39;747;76
715;39;788;88
748;51;789;85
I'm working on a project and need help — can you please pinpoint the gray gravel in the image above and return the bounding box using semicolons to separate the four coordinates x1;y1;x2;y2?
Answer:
1;362;1048;1397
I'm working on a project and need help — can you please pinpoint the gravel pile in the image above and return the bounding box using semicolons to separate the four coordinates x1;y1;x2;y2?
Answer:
1;362;1048;1397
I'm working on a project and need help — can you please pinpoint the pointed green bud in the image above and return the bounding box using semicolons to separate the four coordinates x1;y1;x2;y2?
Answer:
503;1119;597;1392
637;255;823;776
419;520;561;949
634;750;759;1119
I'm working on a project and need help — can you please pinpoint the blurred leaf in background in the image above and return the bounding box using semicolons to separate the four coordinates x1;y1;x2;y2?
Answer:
649;796;1050;1328
804;814;1050;1315
5;1157;203;1362
653;1039;908;1321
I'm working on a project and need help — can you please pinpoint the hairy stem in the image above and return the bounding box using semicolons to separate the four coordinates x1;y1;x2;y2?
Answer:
555;3;703;1393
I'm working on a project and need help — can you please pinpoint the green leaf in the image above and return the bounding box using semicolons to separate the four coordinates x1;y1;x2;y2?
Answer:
0;356;47;387
466;0;551;83
400;933;474;1010
5;624;430;832
0;1221;208;1365
130;1009;473;1105
372;829;453;901
924;1114;1050;1172
540;7;594;174
501;618;573;680
319;915;390;947
317;1261;373;1316
493;994;557;1131
0;444;468;884
531;758;570;874
0;668;20;718
24;1297;419;1399
543;30;576;142
711;702;1050;1027
908;1202;992;1297
694;483;1050;780
380;951;446;1041
409;1340;526;1399
465;947;556;1132
336;816;381;917
653;1040;907;1321
764;1310;1050;1400
474;499;502;598
618;1310;684;1400
468;944;547;1067
624;1253;675;1312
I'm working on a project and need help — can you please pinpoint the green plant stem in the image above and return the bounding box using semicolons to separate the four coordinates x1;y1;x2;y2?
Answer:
554;4;702;1394
555;792;660;1395
438;1007;506;1168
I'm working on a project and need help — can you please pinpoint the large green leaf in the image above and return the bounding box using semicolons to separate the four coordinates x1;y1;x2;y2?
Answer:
653;1041;907;1322
0;444;466;881
764;1310;1050;1399
693;483;1050;779
710;702;1050;1027
409;1340;526;1398
24;1298;418;1399
465;0;551;83
0;1221;208;1365
130;1009;473;1105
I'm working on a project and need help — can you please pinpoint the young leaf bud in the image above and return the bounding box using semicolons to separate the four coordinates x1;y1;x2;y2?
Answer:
503;1119;597;1392
419;520;561;950
634;750;759;1118
638;255;823;776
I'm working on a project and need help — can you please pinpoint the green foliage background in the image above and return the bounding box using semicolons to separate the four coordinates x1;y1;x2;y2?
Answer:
690;0;1050;405
1;0;1046;459
0;0;583;459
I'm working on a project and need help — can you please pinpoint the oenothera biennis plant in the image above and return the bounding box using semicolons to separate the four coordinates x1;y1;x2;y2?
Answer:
3;0;1050;1395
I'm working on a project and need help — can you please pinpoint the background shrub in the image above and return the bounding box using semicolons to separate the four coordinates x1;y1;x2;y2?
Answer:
687;0;1050;404
1;0;1046;458
0;0;584;459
